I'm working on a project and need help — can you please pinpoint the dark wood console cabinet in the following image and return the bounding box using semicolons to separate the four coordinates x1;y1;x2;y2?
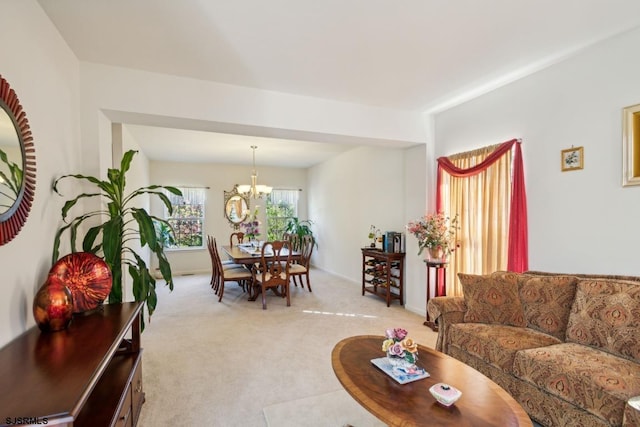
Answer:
361;248;405;306
0;302;144;427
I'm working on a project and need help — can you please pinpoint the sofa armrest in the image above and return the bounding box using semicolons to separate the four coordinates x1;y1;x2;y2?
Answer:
427;296;467;353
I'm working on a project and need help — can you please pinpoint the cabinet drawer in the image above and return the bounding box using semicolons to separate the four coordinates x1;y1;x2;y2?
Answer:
114;384;133;427
131;356;144;425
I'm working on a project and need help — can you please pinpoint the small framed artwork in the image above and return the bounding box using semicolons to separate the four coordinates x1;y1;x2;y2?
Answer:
622;103;640;186
561;146;584;172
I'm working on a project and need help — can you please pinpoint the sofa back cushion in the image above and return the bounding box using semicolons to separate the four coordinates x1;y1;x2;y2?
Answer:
459;272;525;327
524;270;640;283
518;275;579;340
566;279;640;362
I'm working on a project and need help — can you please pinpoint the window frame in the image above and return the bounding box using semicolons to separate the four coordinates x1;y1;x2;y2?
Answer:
163;187;206;251
266;189;299;241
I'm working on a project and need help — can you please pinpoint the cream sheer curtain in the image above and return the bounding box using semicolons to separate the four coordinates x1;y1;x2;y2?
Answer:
441;144;512;296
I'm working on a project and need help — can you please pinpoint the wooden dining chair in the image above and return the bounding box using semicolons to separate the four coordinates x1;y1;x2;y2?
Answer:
222;231;248;265
286;233;301;251
210;237;253;302
208;235;231;291
253;240;293;310
207;236;251;296
207;235;220;289
229;231;245;246
289;235;314;292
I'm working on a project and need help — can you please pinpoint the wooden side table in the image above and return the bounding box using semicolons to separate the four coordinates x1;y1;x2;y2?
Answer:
424;260;448;331
0;302;145;426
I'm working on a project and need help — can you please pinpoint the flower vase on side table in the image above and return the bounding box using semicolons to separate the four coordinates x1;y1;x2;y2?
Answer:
427;246;445;262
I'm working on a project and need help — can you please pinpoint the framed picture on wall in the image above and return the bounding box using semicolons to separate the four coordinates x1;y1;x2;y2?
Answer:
561;146;583;172
623;103;640;186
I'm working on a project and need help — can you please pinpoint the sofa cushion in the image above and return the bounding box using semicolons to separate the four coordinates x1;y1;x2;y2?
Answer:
513;343;640;426
448;323;562;373
459;272;525;327
518;275;578;340
566;279;640;362
525;270;640;283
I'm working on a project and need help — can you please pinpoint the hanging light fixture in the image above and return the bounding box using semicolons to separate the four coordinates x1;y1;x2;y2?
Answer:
237;145;272;199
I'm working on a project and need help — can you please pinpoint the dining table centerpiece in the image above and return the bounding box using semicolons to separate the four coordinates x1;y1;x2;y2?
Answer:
406;212;459;261
241;207;261;243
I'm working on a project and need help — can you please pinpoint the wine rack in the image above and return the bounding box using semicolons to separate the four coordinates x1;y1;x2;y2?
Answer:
361;248;405;306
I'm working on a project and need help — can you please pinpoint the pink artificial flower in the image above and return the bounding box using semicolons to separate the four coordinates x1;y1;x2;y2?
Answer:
394;328;408;340
388;343;404;357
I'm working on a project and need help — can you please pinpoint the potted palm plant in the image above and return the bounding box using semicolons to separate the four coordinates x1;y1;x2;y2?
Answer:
52;150;181;325
284;217;317;248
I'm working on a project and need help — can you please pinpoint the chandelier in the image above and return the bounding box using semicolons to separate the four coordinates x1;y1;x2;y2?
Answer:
237;145;272;199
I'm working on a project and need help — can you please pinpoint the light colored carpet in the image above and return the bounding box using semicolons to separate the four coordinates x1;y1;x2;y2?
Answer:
263;390;386;427
137;268;438;427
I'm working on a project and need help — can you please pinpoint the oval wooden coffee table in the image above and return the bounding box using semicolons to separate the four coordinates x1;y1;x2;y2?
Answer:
331;335;533;427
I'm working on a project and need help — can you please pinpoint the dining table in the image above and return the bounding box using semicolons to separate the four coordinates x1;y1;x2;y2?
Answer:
220;244;301;301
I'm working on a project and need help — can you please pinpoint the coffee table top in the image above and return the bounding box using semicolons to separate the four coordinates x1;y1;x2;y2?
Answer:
331;335;532;427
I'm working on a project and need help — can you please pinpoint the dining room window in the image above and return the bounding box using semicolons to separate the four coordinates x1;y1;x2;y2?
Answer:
164;187;205;249
266;189;299;241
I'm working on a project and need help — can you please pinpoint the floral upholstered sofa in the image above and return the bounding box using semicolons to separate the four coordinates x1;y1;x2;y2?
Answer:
427;271;640;427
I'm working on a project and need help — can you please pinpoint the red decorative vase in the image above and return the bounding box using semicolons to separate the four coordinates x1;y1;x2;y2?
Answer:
48;252;112;313
33;276;74;332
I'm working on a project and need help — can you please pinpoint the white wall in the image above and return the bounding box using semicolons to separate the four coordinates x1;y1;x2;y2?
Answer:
308;146;407;278
434;27;640;276
0;1;82;348
403;144;428;314
148;160;308;275
306;144;428;315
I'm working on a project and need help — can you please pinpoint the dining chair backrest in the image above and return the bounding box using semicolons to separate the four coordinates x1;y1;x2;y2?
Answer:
230;231;245;246
207;235;220;289
298;235;315;267
255;240;293;309
288;234;314;292
258;240;292;286
286;233;301;252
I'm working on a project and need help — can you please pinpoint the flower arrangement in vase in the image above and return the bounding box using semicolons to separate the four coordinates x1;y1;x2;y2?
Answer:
406;212;459;261
241;206;261;242
382;327;419;368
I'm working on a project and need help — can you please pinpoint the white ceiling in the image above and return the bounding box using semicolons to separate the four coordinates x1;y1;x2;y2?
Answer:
37;0;640;166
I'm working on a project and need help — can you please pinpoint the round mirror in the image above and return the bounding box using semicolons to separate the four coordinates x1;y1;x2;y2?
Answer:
0;107;21;214
0;75;36;245
225;195;249;223
223;186;249;229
